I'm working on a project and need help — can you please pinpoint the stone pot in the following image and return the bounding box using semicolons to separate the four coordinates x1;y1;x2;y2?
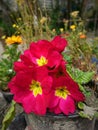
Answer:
2;91;13;103
25;112;95;130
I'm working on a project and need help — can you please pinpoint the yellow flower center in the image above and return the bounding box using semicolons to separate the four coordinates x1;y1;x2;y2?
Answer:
37;56;48;66
55;87;70;99
30;80;42;97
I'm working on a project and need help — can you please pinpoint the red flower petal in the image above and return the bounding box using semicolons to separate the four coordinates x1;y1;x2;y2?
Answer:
20;50;36;65
59;96;75;115
49;105;61;114
47;50;62;69
48;92;59;108
30;40;52;58
22;93;36;113
14;61;29;72
51;36;68;52
41;76;53;94
22;94;46;115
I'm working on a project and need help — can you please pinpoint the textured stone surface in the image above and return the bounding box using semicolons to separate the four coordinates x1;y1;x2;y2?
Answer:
25;113;96;130
0;41;4;59
7;113;27;130
0;91;7;129
1;0;18;11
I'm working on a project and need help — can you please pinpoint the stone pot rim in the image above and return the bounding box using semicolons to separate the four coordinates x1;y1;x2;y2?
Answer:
28;111;79;120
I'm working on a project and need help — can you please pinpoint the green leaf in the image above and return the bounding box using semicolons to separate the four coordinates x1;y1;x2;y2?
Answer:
75;70;94;84
78;102;84;109
62;53;72;64
1;101;16;130
78;111;90;119
67;66;94;85
79;84;87;93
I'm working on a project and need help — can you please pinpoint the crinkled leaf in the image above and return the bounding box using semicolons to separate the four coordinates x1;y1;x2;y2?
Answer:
74;70;94;84
79;84;91;96
1;100;16;130
67;65;94;84
79;84;87;93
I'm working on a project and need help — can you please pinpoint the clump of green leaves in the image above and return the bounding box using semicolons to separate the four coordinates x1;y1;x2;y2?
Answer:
0;45;21;91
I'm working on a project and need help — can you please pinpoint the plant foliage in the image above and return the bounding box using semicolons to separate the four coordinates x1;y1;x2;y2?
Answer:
0;45;20;90
1;101;16;130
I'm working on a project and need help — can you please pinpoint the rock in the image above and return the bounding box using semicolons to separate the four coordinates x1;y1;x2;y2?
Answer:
2;0;18;12
7;113;27;130
0;91;7;129
0;41;4;59
95;120;98;130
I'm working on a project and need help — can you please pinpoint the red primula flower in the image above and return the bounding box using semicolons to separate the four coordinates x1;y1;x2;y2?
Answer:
48;76;85;115
48;63;85;115
49;88;75;115
29;39;63;69
14;36;67;72
49;62;85;101
8;67;53;115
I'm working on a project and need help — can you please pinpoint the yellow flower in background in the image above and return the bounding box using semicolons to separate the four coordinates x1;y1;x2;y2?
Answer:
78;32;83;35
70;25;76;31
60;28;64;33
70;11;79;18
17;17;22;21
52;29;56;33
5;35;23;45
12;24;19;28
63;19;69;24
12;24;17;28
17;31;21;34
40;17;47;24
16;25;19;28
1;35;6;39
